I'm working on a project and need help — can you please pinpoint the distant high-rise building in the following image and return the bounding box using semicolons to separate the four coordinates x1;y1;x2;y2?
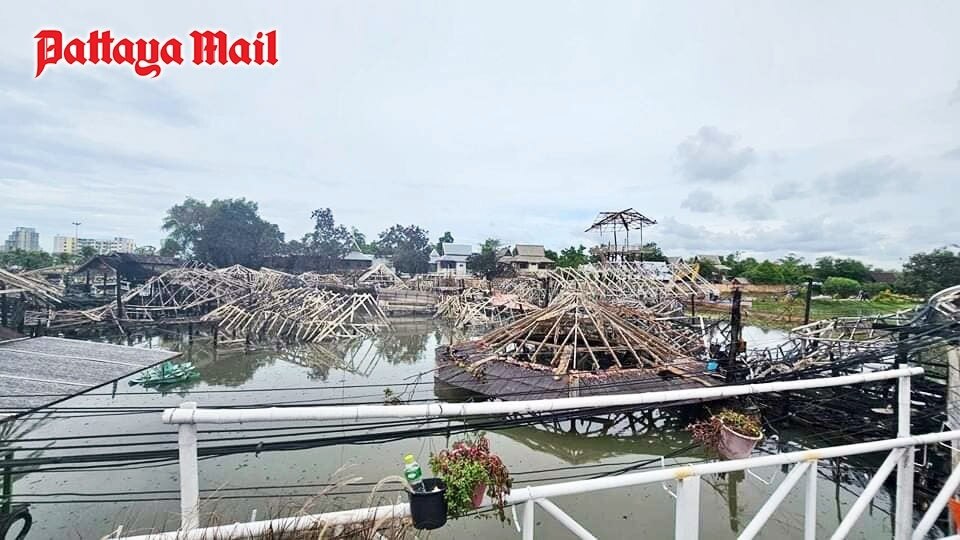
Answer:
2;227;40;252
53;235;136;255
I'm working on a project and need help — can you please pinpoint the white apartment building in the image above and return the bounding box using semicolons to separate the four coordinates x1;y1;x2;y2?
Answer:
2;227;40;252
53;236;136;255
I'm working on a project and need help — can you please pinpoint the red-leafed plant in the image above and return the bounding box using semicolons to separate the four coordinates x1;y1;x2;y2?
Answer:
429;433;512;521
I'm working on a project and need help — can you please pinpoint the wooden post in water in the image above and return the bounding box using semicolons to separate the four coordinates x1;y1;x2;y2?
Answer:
690;293;696;318
726;288;743;381
1;451;12;515
115;270;124;319
803;277;814;325
16;293;25;334
0;280;7;328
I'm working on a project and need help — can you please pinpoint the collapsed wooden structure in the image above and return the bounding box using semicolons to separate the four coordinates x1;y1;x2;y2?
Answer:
40;265;389;345
544;261;719;315
435;287;539;329
436;292;715;399
202;287;386;344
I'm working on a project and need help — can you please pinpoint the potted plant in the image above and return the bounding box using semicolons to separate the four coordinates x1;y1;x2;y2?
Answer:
429;433;512;521
688;409;763;460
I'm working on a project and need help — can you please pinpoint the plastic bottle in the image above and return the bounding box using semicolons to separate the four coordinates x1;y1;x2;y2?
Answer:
403;454;425;492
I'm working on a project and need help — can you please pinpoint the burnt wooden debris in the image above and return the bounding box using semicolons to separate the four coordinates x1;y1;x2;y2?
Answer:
437;292;716;400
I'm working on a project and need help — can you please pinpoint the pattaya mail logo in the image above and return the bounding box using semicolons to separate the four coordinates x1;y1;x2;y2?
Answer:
34;29;278;78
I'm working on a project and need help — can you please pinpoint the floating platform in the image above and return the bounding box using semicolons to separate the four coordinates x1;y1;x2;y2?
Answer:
435;292;720;400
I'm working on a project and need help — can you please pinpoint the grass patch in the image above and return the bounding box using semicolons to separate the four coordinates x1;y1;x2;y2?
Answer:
747;297;918;327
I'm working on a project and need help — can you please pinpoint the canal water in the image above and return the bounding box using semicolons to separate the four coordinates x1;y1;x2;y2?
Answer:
7;321;904;539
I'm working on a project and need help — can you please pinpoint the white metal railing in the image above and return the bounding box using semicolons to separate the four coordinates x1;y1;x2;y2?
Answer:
115;366;960;540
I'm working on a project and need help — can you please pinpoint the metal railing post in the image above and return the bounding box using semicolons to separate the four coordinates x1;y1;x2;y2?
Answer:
895;372;914;540
675;475;701;540
831;448;905;540
536;499;597;540
804;461;818;540
739;462;811;540
177;402;200;531
912;463;960;540
522;500;535;540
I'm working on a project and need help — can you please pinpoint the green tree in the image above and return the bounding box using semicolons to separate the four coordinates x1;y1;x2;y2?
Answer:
376;224;431;274
544;249;558;262
778;253;812;284
0;250;54;270
467;238;502;278
78;246;98;260
815;257;871;282
351;227;377;255
640;242;667;262
161;197;284;267
822;276;861;298
744;260;784;284
436;232;454;255
897;248;960;297
556;245;590;268
302;208;352;270
157;238;182;257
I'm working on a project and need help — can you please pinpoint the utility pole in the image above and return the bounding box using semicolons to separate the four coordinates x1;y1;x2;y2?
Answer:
71;221;82;256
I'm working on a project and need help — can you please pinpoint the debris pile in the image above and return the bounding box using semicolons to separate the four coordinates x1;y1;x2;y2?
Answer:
435;287;538;329
437;292;714;399
544;261;718;316
0;267;64;308
42;265;388;344
202;287;386;343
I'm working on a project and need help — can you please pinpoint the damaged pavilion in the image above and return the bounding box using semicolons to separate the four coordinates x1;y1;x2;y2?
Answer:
436;292;714;400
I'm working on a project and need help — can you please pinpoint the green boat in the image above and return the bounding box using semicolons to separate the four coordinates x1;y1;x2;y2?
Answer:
130;361;199;387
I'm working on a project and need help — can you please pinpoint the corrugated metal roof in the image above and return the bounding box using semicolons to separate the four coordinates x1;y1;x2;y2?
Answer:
514;244;546;257
343;250;374;261
0;337;181;417
442;243;473;256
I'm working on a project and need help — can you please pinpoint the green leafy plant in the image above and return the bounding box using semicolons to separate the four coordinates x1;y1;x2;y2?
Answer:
687;409;762;451
383;388;403;405
429;433;512;521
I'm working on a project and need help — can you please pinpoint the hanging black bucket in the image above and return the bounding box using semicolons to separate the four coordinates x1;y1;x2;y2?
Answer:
407;478;447;530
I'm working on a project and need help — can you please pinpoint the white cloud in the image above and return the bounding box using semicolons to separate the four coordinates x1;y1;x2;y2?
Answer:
676;126;756;181
680;189;724;213
0;1;957;266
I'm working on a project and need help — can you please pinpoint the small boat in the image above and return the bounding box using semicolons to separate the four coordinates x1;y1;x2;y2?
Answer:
130;361;199;387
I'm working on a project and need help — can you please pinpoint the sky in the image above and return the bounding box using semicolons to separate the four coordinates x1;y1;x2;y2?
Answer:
1;1;958;268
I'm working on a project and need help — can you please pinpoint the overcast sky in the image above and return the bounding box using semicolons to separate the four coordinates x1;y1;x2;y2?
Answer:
2;1;958;268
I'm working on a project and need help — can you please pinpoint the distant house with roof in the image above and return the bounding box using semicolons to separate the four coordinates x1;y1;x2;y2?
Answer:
74;252;181;284
499;244;556;273
432;243;472;276
73;252;182;295
340;250;375;271
867;271;898;285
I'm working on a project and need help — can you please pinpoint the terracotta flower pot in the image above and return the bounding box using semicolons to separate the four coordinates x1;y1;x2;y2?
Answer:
948;496;960;534
717;424;762;460
471;482;487;508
